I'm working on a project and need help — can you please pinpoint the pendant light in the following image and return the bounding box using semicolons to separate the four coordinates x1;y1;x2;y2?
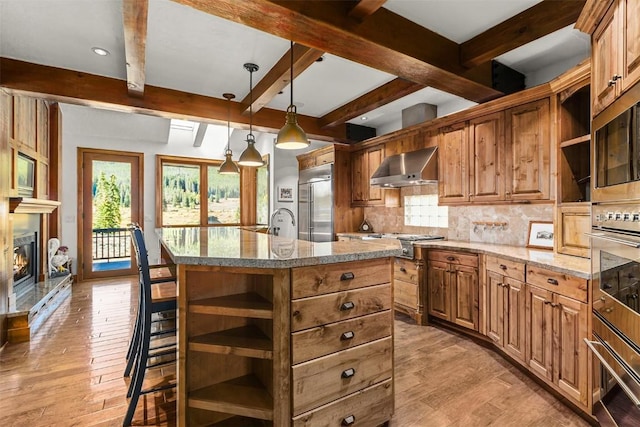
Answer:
219;93;240;174
238;63;264;167
275;41;310;150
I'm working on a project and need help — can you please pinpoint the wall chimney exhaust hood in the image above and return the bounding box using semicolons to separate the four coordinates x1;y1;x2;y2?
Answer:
370;147;438;188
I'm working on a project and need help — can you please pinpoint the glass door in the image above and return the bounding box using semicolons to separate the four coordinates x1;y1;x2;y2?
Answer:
79;148;143;281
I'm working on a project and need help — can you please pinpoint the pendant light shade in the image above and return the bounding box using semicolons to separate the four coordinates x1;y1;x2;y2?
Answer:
219;92;240;175
238;63;264;167
275;41;310;150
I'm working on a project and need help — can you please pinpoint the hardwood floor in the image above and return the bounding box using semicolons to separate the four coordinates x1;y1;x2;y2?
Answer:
0;278;591;426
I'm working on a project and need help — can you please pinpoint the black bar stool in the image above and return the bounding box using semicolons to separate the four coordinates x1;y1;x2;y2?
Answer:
123;224;177;426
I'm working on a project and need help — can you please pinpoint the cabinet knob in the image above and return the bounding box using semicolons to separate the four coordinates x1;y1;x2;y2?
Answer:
340;331;355;341
341;368;356;378
400;267;407;273
342;415;356;426
544;300;551;305
446;256;455;261
340;301;355;311
499;264;507;270
546;278;558;286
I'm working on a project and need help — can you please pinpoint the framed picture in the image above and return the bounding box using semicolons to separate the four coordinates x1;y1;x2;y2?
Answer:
277;186;294;202
16;153;35;197
527;221;554;250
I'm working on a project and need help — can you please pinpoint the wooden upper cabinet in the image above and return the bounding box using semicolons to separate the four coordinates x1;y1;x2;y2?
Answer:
469;112;504;202
297;145;334;171
505;98;551;201
622;0;640;92
351;144;393;207
438;122;468;203
592;0;640;116
13;96;37;150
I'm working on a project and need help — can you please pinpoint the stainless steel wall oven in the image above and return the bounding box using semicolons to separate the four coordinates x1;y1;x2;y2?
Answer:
589;201;640;426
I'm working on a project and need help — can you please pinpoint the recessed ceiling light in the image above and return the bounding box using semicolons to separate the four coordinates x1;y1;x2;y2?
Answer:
92;47;110;56
361;116;368;121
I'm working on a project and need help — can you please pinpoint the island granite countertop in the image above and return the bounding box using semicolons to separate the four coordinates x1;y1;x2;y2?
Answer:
157;226;402;268
413;240;591;279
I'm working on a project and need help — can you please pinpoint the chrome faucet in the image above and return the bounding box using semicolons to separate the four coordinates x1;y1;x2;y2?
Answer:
268;208;295;236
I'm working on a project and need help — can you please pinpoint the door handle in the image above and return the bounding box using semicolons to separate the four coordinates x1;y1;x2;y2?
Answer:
340;301;355;311
340;331;355;340
340;272;355;281
342;415;356;426
341;368;356;378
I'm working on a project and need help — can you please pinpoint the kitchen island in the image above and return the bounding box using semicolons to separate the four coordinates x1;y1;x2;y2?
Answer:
157;227;402;427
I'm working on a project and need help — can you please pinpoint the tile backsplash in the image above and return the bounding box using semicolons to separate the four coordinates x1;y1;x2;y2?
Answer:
363;184;553;247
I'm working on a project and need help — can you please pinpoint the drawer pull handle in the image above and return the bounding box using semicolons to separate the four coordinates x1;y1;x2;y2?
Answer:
341;272;355;281
547;278;558;285
446;256;455;261
342;415;356;426
341;368;356;379
400;267;407;273
340;301;355;311
499;264;507;270
341;331;355;340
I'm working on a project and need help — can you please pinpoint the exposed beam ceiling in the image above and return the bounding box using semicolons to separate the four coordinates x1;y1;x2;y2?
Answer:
171;0;503;103
320;78;423;128
0;58;348;143
348;0;388;21
240;43;323;115
122;0;149;97
460;0;586;68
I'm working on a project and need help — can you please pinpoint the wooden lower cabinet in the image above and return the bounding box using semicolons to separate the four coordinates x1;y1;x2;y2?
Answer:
393;250;425;323
526;284;589;409
426;250;479;331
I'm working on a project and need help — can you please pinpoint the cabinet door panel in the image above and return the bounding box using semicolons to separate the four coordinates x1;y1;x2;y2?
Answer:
470;112;504;202
427;260;449;321
438;123;468;203
622;0;640;91
592;5;620;115
526;285;553;381
451;264;478;331
367;146;383;203
486;270;505;346
505;99;550;200
504;278;526;362
555;295;588;406
351;150;366;204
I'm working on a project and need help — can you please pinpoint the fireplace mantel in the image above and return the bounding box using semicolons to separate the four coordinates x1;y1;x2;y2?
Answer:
9;197;60;214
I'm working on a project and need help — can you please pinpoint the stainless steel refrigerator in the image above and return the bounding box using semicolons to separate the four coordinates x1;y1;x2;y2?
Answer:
298;163;333;242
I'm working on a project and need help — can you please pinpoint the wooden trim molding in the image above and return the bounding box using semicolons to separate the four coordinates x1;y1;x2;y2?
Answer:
9;197;60;214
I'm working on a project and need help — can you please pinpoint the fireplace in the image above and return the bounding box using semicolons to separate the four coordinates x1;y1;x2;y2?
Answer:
13;232;37;297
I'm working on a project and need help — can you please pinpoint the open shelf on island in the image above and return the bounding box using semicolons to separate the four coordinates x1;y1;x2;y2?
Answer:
189;292;273;319
189;325;273;359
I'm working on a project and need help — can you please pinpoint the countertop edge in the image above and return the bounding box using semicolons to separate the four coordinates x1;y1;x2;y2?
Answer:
414;241;591;279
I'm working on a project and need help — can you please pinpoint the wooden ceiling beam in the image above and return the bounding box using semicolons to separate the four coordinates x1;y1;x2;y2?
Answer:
172;0;502;103
122;0;149;97
460;0;586;68
320;78;424;128
349;0;388;20
241;43;323;115
0;58;348;143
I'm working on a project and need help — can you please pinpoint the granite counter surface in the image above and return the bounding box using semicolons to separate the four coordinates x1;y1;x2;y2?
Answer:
414;240;591;279
157;227;402;268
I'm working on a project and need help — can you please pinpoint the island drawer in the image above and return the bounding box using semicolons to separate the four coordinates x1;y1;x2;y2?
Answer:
485;256;525;281
292;337;392;416
428;250;478;267
394;258;418;283
292;379;393;427
292;258;392;299
526;265;588;302
291;284;391;332
292;310;392;364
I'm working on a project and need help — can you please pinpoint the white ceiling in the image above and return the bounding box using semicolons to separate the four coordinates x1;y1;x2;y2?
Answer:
0;0;590;140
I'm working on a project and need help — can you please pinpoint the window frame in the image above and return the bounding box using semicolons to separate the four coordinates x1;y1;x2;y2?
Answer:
155;154;253;228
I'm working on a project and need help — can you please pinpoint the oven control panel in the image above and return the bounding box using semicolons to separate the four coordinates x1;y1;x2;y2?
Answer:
593;203;640;233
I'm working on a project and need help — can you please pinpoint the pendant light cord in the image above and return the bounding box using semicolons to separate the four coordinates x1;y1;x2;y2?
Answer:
249;67;253;137
226;96;231;151
290;40;294;108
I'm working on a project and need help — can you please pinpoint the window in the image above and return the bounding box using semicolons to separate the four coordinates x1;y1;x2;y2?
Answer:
404;195;448;228
157;155;244;227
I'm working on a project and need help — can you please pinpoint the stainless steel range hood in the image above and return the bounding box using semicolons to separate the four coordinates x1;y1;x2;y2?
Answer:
370;147;438;187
